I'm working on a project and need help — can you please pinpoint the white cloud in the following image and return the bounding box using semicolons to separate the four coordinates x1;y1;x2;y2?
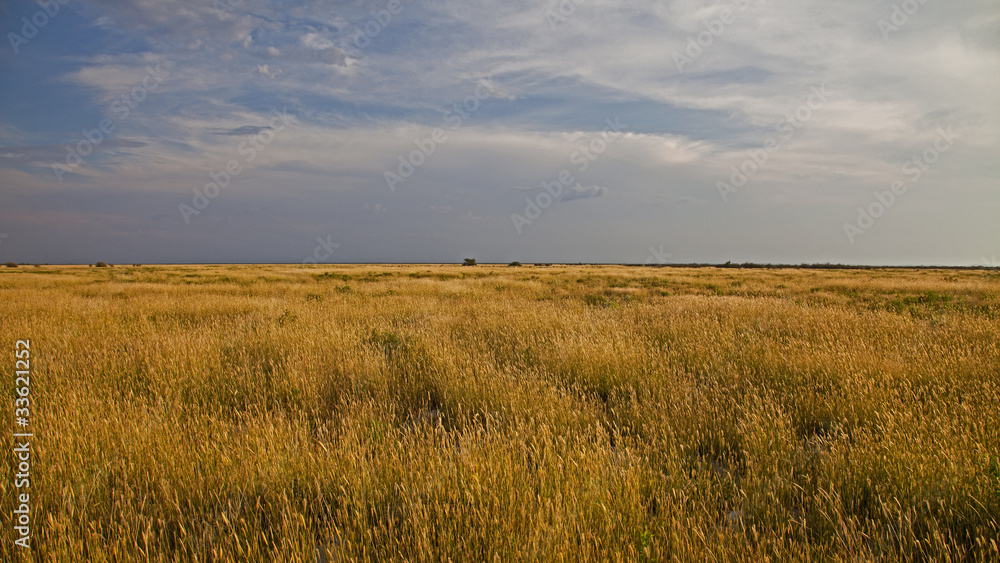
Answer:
561;184;608;202
256;64;281;79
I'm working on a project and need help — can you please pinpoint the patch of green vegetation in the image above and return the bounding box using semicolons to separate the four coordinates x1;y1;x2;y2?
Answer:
584;292;639;308
584;294;615;308
408;272;462;280
358;272;394;282
885;291;953;314
636;277;668;289
277;309;298;325
367;329;409;360
316;272;352;282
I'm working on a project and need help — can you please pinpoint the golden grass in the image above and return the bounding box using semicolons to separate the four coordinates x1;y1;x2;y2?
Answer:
1;264;998;561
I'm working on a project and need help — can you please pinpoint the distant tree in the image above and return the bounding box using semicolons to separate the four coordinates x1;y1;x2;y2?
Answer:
96;261;108;268
508;261;522;267
4;261;17;268
463;258;477;266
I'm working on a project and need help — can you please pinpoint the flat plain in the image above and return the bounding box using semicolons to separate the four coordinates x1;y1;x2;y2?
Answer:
1;264;998;562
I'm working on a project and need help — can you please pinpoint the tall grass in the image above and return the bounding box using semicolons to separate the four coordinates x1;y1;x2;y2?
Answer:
1;265;998;561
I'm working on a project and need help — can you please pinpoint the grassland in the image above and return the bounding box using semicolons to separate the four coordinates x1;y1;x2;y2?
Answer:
1;264;998;562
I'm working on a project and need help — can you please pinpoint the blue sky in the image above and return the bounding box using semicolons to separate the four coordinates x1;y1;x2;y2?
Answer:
0;0;998;265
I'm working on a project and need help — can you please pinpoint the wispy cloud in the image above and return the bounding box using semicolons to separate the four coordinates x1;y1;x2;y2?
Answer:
213;126;274;136
561;184;607;202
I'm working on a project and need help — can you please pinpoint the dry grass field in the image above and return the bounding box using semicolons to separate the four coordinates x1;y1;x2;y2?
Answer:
1;264;998;562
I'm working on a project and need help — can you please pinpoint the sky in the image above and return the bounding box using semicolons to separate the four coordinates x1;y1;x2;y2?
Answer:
0;0;997;265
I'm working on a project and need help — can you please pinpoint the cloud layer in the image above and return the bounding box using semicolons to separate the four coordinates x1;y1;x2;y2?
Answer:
0;0;997;264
